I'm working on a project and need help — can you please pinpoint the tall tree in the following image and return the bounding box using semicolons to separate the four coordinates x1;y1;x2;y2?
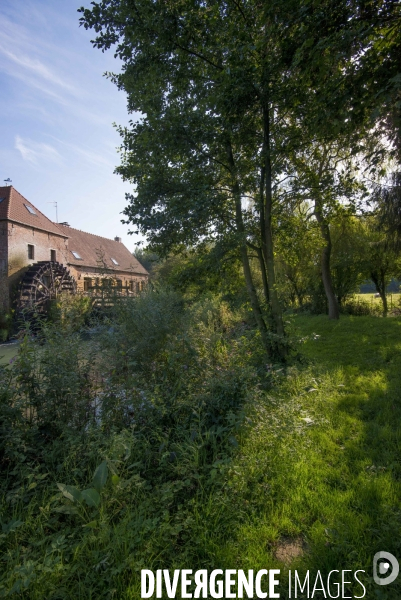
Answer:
80;0;314;359
284;138;371;319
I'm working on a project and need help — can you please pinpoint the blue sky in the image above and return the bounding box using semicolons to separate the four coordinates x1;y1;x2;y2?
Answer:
0;0;142;251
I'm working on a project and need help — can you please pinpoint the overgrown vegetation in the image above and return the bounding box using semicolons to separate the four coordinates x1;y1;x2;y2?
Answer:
1;292;401;598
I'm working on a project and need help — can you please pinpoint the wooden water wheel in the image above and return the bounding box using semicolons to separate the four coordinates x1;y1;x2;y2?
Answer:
17;261;76;317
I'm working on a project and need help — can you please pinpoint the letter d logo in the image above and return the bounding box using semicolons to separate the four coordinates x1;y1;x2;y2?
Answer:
373;551;399;586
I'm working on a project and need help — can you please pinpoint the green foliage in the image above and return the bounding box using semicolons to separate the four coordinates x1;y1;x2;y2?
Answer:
1;303;401;597
150;244;247;307
275;209;323;310
0;309;14;342
358;217;401;316
48;293;93;331
133;247;159;274
330;217;367;306
276;214;366;314
56;461;108;516
0;291;280;597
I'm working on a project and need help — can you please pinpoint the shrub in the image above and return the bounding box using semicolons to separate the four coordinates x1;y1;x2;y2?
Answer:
48;293;94;331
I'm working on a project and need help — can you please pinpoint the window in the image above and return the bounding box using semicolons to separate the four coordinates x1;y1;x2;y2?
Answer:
71;251;82;260
111;258;119;265
28;244;35;260
25;204;37;215
0;197;5;203
50;249;56;262
84;278;92;291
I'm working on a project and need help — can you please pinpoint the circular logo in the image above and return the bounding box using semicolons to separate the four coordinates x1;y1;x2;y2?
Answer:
373;552;399;586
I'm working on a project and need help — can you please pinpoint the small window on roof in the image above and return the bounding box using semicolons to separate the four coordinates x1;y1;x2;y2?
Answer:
71;251;82;260
25;204;37;215
0;197;6;203
111;258;119;265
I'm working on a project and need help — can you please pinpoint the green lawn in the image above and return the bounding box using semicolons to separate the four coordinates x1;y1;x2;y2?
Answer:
1;315;401;598
211;315;401;598
0;341;19;366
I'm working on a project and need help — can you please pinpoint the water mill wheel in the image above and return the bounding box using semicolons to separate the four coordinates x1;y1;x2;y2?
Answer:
16;261;77;319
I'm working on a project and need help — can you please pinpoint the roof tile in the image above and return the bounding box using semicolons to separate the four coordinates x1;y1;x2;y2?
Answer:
56;225;148;274
0;186;67;237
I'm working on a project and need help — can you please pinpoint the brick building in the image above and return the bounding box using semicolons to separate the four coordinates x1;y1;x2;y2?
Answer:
0;186;148;313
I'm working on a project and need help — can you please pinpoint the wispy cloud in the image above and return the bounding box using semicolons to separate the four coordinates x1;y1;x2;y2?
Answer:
15;135;62;165
0;47;77;93
46;135;116;169
0;9;128;128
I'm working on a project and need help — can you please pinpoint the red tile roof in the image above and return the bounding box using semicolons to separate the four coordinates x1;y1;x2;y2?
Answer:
0;186;67;237
56;224;148;274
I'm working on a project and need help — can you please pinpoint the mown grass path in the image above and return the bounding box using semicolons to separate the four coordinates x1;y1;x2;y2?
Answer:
210;316;401;599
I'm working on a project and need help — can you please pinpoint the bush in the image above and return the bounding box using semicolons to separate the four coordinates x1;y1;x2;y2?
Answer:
48;293;94;331
0;290;267;597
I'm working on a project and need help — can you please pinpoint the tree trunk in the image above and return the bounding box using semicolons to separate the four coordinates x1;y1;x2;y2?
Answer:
255;245;270;306
380;291;388;316
288;275;304;309
262;105;286;349
371;271;388;316
226;141;272;356
314;203;340;320
258;166;270;308
239;244;271;352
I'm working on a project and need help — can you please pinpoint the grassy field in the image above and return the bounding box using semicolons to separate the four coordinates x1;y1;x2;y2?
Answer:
1;315;400;598
355;292;401;309
0;341;20;367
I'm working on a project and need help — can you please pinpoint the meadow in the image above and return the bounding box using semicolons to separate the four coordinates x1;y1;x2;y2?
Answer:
0;299;400;599
355;293;401;310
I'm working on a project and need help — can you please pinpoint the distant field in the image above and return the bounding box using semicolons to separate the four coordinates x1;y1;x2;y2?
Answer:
0;341;20;366
355;292;400;308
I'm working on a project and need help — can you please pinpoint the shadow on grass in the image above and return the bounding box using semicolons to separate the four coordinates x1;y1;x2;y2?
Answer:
198;316;401;600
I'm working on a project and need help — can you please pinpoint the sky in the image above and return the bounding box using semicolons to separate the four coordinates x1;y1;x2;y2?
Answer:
0;0;142;251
